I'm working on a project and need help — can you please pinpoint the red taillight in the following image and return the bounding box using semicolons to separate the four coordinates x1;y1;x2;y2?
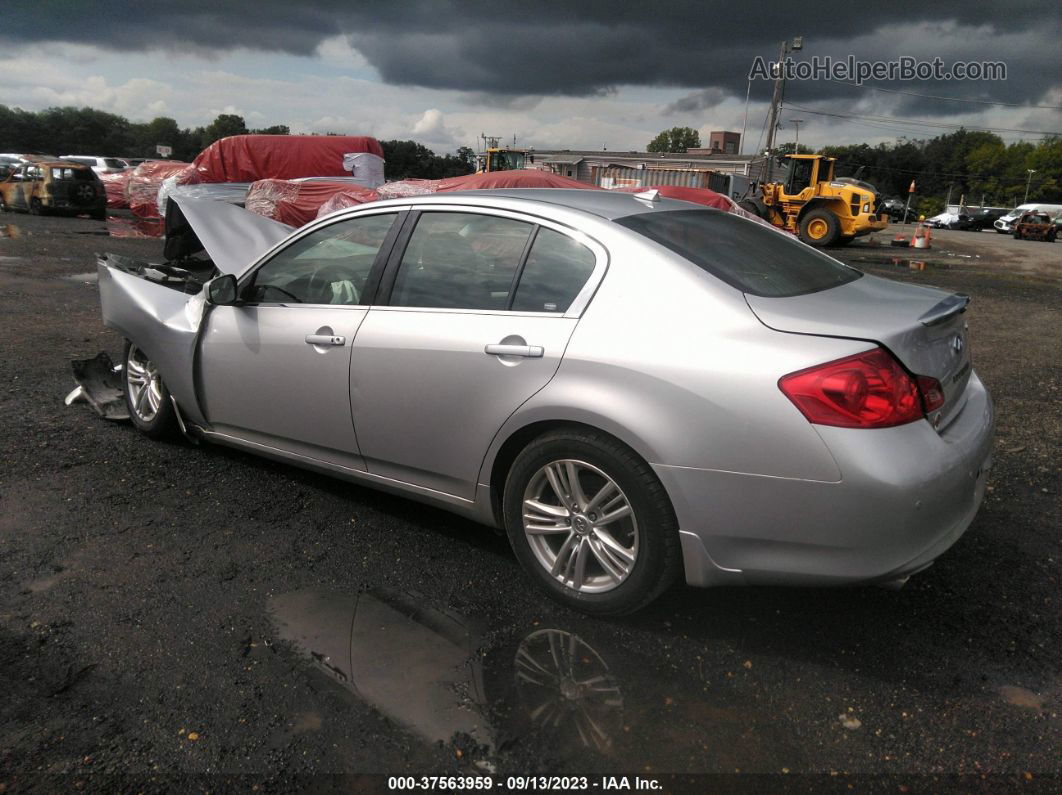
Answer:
917;375;945;413
779;348;933;428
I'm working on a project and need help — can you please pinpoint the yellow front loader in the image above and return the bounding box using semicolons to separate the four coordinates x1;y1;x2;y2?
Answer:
741;154;888;246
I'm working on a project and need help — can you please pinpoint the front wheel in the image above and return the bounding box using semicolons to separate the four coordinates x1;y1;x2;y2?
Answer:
503;430;682;615
124;341;177;438
799;209;840;247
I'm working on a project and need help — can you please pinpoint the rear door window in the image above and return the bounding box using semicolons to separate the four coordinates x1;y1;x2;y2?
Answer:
615;208;861;297
389;212;533;310
511;227;596;313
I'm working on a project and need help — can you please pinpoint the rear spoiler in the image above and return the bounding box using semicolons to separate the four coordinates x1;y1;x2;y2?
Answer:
919;293;970;327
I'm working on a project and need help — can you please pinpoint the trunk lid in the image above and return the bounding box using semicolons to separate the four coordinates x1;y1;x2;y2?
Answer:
746;274;972;428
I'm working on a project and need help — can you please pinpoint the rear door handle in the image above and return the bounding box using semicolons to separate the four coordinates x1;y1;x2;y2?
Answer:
305;333;346;346
485;343;544;358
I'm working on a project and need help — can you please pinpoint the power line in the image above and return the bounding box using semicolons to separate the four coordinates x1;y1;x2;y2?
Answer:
831;159;1044;184
785;104;1062;137
823;77;1062;112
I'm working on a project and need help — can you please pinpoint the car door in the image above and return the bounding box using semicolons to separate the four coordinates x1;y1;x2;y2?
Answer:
196;210;401;468
350;207;606;499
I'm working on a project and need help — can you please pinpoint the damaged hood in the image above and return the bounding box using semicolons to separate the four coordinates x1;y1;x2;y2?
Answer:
168;194;295;275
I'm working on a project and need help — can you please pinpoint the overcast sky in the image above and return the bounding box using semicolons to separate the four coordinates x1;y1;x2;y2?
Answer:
2;1;1060;154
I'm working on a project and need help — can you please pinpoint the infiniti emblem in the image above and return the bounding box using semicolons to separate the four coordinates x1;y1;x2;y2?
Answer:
952;334;965;355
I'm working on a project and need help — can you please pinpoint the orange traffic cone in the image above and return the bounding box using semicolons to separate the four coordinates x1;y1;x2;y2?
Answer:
912;223;931;249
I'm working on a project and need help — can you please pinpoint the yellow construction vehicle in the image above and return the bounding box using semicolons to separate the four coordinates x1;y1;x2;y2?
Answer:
740;154;888;246
478;147;530;173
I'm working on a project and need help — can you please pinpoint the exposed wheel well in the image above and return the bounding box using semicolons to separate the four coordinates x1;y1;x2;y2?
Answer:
488;419;656;527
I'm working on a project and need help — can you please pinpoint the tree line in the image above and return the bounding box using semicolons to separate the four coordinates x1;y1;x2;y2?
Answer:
0;105;474;179
647;124;1061;211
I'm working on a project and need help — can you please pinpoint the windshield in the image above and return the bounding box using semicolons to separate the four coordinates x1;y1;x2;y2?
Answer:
615;209;862;298
491;151;525;170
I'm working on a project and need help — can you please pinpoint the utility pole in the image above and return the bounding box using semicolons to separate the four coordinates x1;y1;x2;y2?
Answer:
1024;169;1036;203
790;119;804;151
739;77;752;156
761;36;802;183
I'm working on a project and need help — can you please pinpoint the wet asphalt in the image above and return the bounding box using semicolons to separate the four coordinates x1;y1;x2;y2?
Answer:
0;211;1059;792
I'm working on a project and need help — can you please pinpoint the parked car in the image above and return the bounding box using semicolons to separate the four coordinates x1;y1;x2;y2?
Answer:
1012;211;1058;242
60;155;129;175
953;208;1006;230
994;203;1062;233
879;197;916;223
96;191;994;614
0;158;106;218
923;212;958;228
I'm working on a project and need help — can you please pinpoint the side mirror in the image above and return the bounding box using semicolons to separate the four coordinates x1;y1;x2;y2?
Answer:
206;273;239;305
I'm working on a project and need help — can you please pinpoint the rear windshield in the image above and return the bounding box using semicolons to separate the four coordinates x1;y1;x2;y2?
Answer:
103;158;126;169
615;209;862;297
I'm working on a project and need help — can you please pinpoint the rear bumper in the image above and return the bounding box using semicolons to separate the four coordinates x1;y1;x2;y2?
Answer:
658;371;994;588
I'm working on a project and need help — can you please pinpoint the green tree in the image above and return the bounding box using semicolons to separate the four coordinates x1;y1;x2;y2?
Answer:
380;140;474;179
203;113;248;145
646;127;701;153
252;124;291;135
456;146;476;170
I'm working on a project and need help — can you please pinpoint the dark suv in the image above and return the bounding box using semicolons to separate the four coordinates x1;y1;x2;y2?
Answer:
0;158;106;218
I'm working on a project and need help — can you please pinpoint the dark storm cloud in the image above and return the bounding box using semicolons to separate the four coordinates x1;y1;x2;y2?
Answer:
4;1;1061;109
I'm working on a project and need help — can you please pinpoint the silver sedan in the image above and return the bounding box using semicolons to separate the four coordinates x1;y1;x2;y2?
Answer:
97;189;994;614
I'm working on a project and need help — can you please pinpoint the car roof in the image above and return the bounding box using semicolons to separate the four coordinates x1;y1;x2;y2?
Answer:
370;188;707;221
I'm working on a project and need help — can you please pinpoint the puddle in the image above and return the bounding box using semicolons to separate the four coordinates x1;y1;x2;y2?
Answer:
1;224;24;238
105;216;163;238
999;685;1044;710
63;272;98;283
267;588;796;771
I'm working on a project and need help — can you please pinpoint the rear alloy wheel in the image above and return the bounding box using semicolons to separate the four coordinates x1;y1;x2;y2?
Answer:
799;209;840;247
504;430;681;615
124;341;177;438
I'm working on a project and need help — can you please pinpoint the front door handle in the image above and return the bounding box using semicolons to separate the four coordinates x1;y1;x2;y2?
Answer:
485;343;544;358
305;333;346;346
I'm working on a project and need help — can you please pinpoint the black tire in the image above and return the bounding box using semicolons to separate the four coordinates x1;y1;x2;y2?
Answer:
835;234;855;246
1013;229;1021;240
1047;230;1057;243
503;429;682;616
29;198;45;216
0;195;9;213
738;199;765;219
799;209;840;247
123;340;178;439
91;209;106;221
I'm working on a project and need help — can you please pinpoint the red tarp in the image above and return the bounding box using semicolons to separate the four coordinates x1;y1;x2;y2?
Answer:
127;160;192;218
246;179;377;227
611;184;787;232
180;135;384;184
99;171;132;209
437;170;598;192
611;184;732;209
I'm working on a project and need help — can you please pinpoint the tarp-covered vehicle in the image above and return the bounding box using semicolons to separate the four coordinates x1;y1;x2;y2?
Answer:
0;158;106;218
156;134;386;219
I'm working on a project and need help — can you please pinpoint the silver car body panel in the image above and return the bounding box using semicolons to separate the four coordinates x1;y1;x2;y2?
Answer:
97;262;208;424
96;189;995;591
172;194;294;275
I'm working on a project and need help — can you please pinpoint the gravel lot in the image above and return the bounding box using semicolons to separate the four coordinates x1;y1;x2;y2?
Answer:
1;211;1059;791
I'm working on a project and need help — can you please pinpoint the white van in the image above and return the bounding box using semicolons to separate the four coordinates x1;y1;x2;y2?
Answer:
995;203;1062;233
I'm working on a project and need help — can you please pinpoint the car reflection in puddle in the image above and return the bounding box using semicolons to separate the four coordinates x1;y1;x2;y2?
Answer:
0;224;24;238
268;588;798;773
103;217;164;238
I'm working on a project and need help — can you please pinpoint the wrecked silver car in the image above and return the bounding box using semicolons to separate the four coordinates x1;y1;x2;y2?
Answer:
96;191;993;615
